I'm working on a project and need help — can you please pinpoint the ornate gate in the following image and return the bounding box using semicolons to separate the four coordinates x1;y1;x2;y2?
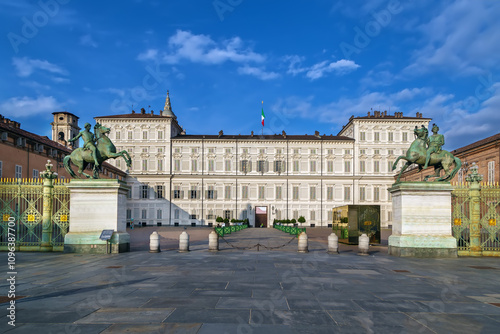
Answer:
451;164;500;256
0;161;70;251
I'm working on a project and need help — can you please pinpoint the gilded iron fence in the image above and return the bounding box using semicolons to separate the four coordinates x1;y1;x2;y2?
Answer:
452;178;500;256
0;173;70;251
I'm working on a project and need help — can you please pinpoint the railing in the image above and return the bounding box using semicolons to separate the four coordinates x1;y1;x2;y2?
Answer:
451;164;500;256
273;224;306;236
0;161;70;251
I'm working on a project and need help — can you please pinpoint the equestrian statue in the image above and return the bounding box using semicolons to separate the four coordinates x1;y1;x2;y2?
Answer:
64;123;132;179
392;124;461;183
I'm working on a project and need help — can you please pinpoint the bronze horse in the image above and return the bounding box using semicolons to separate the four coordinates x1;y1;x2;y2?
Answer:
392;126;461;182
63;123;132;178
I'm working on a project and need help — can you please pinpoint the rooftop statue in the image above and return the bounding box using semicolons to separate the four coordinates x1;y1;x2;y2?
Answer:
64;123;132;179
392;124;461;183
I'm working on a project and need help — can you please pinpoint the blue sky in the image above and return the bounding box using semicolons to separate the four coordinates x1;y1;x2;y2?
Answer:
1;0;499;150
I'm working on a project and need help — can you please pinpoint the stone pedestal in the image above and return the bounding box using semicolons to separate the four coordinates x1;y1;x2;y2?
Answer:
388;182;457;258
64;179;130;253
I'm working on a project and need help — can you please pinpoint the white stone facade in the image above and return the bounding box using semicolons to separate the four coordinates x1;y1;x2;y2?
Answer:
96;97;430;228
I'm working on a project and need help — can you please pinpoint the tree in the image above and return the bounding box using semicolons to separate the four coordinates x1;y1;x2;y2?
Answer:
298;216;306;224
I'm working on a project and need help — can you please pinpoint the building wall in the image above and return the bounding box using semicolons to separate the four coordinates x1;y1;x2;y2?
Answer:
98;110;431;228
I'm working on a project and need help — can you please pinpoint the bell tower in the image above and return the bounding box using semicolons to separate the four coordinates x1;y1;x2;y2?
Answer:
51;111;81;148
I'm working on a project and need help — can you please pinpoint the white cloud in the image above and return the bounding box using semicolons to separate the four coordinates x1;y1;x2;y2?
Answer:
12;57;68;78
306;59;360;80
405;0;500;75
237;66;280;80
0;95;62;117
285;56;360;80
80;34;98;48
138;30;265;65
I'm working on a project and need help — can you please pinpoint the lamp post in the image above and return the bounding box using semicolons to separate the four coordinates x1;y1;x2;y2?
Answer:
466;163;482;256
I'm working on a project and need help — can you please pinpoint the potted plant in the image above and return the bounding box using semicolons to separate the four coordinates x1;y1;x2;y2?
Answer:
223;218;229;226
215;216;224;227
291;218;297;227
298;216;306;224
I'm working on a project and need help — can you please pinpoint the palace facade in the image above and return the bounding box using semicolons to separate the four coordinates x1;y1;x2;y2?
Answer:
94;93;431;228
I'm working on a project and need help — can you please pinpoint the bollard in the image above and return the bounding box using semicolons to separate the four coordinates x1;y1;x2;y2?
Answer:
328;233;339;254
149;231;160;253
179;231;190;252
208;231;219;251
298;232;308;253
358;233;369;255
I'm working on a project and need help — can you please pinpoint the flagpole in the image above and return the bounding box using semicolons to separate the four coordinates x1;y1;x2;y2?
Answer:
261;101;264;136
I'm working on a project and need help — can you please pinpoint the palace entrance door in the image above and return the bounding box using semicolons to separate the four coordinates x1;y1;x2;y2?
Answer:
255;206;268;228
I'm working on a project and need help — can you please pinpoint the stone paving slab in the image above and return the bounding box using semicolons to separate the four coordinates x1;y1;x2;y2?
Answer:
1;227;500;333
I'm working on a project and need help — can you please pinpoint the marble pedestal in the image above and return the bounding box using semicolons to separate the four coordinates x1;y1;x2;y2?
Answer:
64;179;130;253
388;182;457;258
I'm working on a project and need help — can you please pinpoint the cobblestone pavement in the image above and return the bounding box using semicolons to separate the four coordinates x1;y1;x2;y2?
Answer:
1;227;500;333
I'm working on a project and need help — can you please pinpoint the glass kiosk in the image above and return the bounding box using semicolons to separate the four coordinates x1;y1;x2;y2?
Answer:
332;205;381;244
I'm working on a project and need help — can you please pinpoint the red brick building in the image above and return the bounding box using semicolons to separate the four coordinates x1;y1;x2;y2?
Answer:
0;114;126;180
397;133;500;184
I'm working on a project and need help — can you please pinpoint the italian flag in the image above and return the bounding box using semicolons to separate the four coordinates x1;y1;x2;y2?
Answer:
261;102;265;126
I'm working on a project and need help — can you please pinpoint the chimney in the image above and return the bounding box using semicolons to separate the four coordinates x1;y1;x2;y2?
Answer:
160;110;163;116
282;130;286;138
150;110;154;115
367;111;371;117
314;130;321;138
131;109;135;114
218;130;223;138
140;108;145;114
251;131;254;137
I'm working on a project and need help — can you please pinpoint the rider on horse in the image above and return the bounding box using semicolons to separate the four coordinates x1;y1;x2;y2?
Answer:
68;123;99;167
423;123;444;169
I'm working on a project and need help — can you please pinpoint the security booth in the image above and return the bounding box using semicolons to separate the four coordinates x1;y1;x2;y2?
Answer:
332;205;381;244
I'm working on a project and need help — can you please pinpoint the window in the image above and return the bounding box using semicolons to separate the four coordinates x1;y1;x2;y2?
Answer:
126;209;132;220
157;210;162;219
15;165;22;179
310;186;316;200
158;147;163;153
127;188;132;199
374;161;380;173
173;187;182;199
225;148;231;154
327;186;334;200
344;160;351;173
240;160;250;173
327;161;334;173
402;132;408;142
258;186;265;200
294;149;299;154
259;148;265;154
257;160;266;173
174;160;180;172
116;132;121;140
275;210;281;220
388;161;394;172
208;160;215;172
174;148;181;153
374;149;380;155
344;186;351;201
141;209;147;219
360;160;366;173
142;160;147;171
225;160;231;172
276;186;282;200
328;210;333;221
360;149;366;155
128;131;132;140
32;169;39;178
207;210;214;220
310;160;316;173
192;148;198;154
345;149;351;155
141;185;149;199
327;149;333;155
374;132;380;142
388;211;392;221
359;187;366;201
142;147;148;153
158;131;163;140
174;209;180;219
388;149;394;155
190;189;198;199
191;160;198;172
116;159;121;168
293;160;299;172
310;211;316;221
310;149;316;155
156;185;164;199
189;213;197;220
293;210;299;219
360;131;366;141
276;148;282;154
374;187;380;201
143;131;147;140
293;186;299;200
224;210;232;220
224;185;231;200
488;161;495;183
157;159;163;171
242;148;249;154
241;185;248;199
388;132;394;142
274;160;283;173
207;186;215;199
